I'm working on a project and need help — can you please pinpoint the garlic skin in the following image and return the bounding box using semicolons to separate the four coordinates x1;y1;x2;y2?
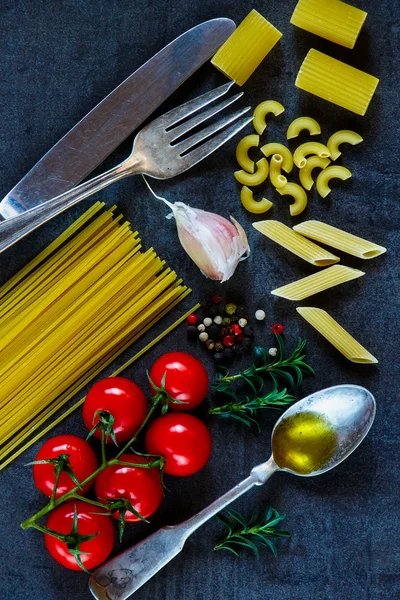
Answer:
169;202;250;282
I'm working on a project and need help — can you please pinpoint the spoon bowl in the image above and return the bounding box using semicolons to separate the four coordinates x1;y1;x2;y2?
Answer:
271;384;376;477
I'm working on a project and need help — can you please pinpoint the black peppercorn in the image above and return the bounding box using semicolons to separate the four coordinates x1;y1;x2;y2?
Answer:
213;352;224;363
208;304;219;318
236;305;247;318
232;344;242;356
187;325;198;339
223;348;233;360
201;297;212;310
208;324;220;340
220;327;230;337
243;325;253;338
242;337;252;352
215;342;224;352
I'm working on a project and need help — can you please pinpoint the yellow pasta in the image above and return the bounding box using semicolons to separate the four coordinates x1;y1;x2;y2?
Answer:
327;130;363;160
316;165;352;197
296;49;379;116
211;10;282;86
0;206;190;452
293;141;330;168
253;100;285;135
270;154;287;189
271;265;364;301
299;156;331;190
276;182;308;217
252;220;340;266
296;307;378;364
234;158;269;186
290;0;367;49
236;134;259;173
261;143;293;173
240;186;273;214
293;221;387;259
286;116;321;139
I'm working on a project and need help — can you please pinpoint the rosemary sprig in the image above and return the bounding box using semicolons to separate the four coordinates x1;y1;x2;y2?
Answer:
215;507;289;558
209;388;295;430
214;335;314;394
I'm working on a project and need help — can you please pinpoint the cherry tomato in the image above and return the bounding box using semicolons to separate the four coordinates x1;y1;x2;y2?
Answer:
149;352;208;411
33;435;98;499
94;454;163;521
83;377;147;443
145;413;212;476
44;501;114;571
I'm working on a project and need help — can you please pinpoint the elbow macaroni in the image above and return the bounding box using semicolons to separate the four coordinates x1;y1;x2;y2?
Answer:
287;116;321;139
316;165;352;198
327;130;363;160
253;100;285;135
293;142;330;168
270;154;287;188
236;134;259;173
276;182;308;216
240;186;273;214
234;158;269;186
260;143;293;173
299;156;331;190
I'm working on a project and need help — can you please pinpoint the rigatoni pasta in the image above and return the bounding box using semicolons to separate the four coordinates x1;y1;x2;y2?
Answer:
287;116;321;139
296;49;379;116
299;156;331;190
234;158;269;186
293;221;387;259
290;0;367;49
276;182;308;216
240;186;273;214
296;307;378;364
253;100;285;135
327;130;363;160
271;265;364;301
211;10;282;86
236;134;259;172
316;165;352;197
253;220;340;266
293;141;330;168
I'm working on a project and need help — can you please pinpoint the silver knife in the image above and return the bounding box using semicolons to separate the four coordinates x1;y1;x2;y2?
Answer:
0;18;235;220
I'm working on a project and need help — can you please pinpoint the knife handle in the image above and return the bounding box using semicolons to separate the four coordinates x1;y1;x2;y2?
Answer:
0;163;132;254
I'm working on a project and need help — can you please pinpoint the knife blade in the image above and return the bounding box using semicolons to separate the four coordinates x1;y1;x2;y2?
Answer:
0;18;235;220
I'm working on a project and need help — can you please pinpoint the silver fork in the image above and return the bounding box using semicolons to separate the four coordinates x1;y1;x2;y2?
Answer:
0;81;251;254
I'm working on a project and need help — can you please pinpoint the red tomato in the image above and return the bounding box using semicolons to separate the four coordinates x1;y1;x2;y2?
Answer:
44;501;114;571
145;413;212;476
83;377;147;443
149;352;208;411
33;435;98;499
94;454;163;521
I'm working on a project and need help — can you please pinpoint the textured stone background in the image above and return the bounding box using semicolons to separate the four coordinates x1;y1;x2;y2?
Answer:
0;1;399;599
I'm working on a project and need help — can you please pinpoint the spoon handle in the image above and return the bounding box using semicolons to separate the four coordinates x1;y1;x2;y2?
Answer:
89;458;278;600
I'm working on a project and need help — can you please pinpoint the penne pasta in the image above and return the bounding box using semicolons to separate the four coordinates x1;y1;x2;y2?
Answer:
271;265;364;301
276;182;308;216
293;221;387;259
296;49;379;116
299;156;331;191
236;134;259;173
253;220;340;266
253;100;285;135
240;186;273;214
327;130;363;160
316;165;352;198
293;142;330;168
211;10;282;86
234;158;269;186
261;142;293;173
270;154;287;188
290;0;367;49
296;307;378;364
287;116;321;139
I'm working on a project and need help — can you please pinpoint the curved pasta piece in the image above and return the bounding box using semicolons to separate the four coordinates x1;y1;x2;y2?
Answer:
234;158;269;186
252;220;340;266
299;156;331;190
293;142;330;168
240;186;273;214
293;221;387;259
316;166;352;198
253;100;285;135
260;143;293;173
286;116;321;139
296;307;378;364
271;265;364;301
327;130;363;160
276;182;308;216
235;134;259;173
270;154;287;189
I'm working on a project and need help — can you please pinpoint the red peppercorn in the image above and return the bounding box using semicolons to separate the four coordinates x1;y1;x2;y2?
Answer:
223;334;235;347
229;323;242;337
271;323;284;334
212;295;223;304
187;314;198;325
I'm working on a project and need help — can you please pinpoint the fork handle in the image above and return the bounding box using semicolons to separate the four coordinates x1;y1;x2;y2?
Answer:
0;159;137;254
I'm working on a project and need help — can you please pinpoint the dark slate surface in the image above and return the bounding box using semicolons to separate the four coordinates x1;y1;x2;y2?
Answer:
0;1;399;599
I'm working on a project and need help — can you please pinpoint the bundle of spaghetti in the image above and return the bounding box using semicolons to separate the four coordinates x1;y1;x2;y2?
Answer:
0;203;191;459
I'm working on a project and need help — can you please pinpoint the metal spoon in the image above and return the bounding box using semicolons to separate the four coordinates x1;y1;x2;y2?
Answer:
89;384;376;600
